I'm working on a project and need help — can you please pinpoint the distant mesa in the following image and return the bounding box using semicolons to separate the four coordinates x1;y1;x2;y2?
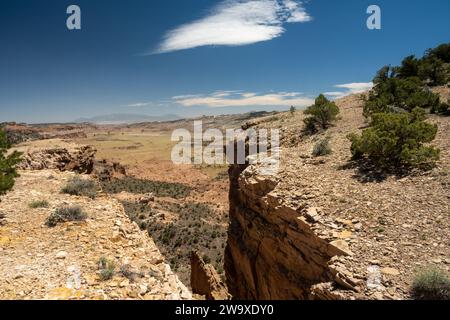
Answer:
74;113;182;125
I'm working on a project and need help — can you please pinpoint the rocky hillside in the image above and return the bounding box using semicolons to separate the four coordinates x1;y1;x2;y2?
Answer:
1;88;448;301
225;91;450;300
0;152;191;300
2;123;92;145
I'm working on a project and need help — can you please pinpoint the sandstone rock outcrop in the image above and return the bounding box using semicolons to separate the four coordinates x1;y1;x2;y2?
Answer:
17;143;126;181
3;123;89;145
18;146;96;174
190;251;230;300
3;125;42;145
92;159;127;181
224;163;359;300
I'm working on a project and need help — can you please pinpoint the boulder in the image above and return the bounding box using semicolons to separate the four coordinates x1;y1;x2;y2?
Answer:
92;159;126;181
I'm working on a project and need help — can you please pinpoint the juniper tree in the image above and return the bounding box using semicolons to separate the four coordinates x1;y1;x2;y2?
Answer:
0;128;22;195
290;106;296;114
349;108;440;170
303;94;340;132
426;43;450;63
364;68;440;117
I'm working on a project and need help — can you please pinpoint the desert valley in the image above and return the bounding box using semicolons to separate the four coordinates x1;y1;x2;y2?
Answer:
1;73;449;299
1;0;450;302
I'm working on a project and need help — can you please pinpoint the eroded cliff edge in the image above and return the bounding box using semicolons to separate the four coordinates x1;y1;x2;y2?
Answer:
224;92;450;300
225;163;357;300
0;141;191;300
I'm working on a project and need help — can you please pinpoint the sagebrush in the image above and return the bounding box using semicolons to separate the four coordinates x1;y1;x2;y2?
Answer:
98;257;115;281
45;206;87;227
312;137;332;157
412;267;450;300
61;177;97;199
101;177;191;199
29;200;49;208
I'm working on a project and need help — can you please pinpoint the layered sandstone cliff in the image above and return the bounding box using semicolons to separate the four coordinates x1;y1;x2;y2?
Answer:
225;163;358;300
224;93;450;300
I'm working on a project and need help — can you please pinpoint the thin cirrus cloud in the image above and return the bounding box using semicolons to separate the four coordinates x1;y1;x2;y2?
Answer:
154;0;312;54
126;101;169;108
127;102;153;107
172;90;315;108
324;82;374;99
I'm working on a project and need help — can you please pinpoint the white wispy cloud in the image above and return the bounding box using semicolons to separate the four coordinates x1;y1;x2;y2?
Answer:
155;0;311;54
126;101;170;108
171;94;202;100
324;82;374;99
173;90;314;108
335;82;374;92
127;102;153;107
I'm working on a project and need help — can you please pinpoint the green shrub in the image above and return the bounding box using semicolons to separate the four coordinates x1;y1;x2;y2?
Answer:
61;177;97;199
349;108;440;170
100;177;191;199
0;128;22;195
431;99;450;115
290;106;296;114
412;267;450;300
202;254;211;264
160;224;176;245
395;44;450;85
418;57;448;86
45;206;87;227
364;74;440;117
303;117;318;135
29;200;49;209
121;199;226;285
98;257;115;281
312;137;332;157
303;94;340;132
365;43;450;117
427;43;450;63
395;55;420;79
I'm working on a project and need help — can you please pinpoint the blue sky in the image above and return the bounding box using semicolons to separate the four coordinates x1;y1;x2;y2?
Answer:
0;0;449;123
